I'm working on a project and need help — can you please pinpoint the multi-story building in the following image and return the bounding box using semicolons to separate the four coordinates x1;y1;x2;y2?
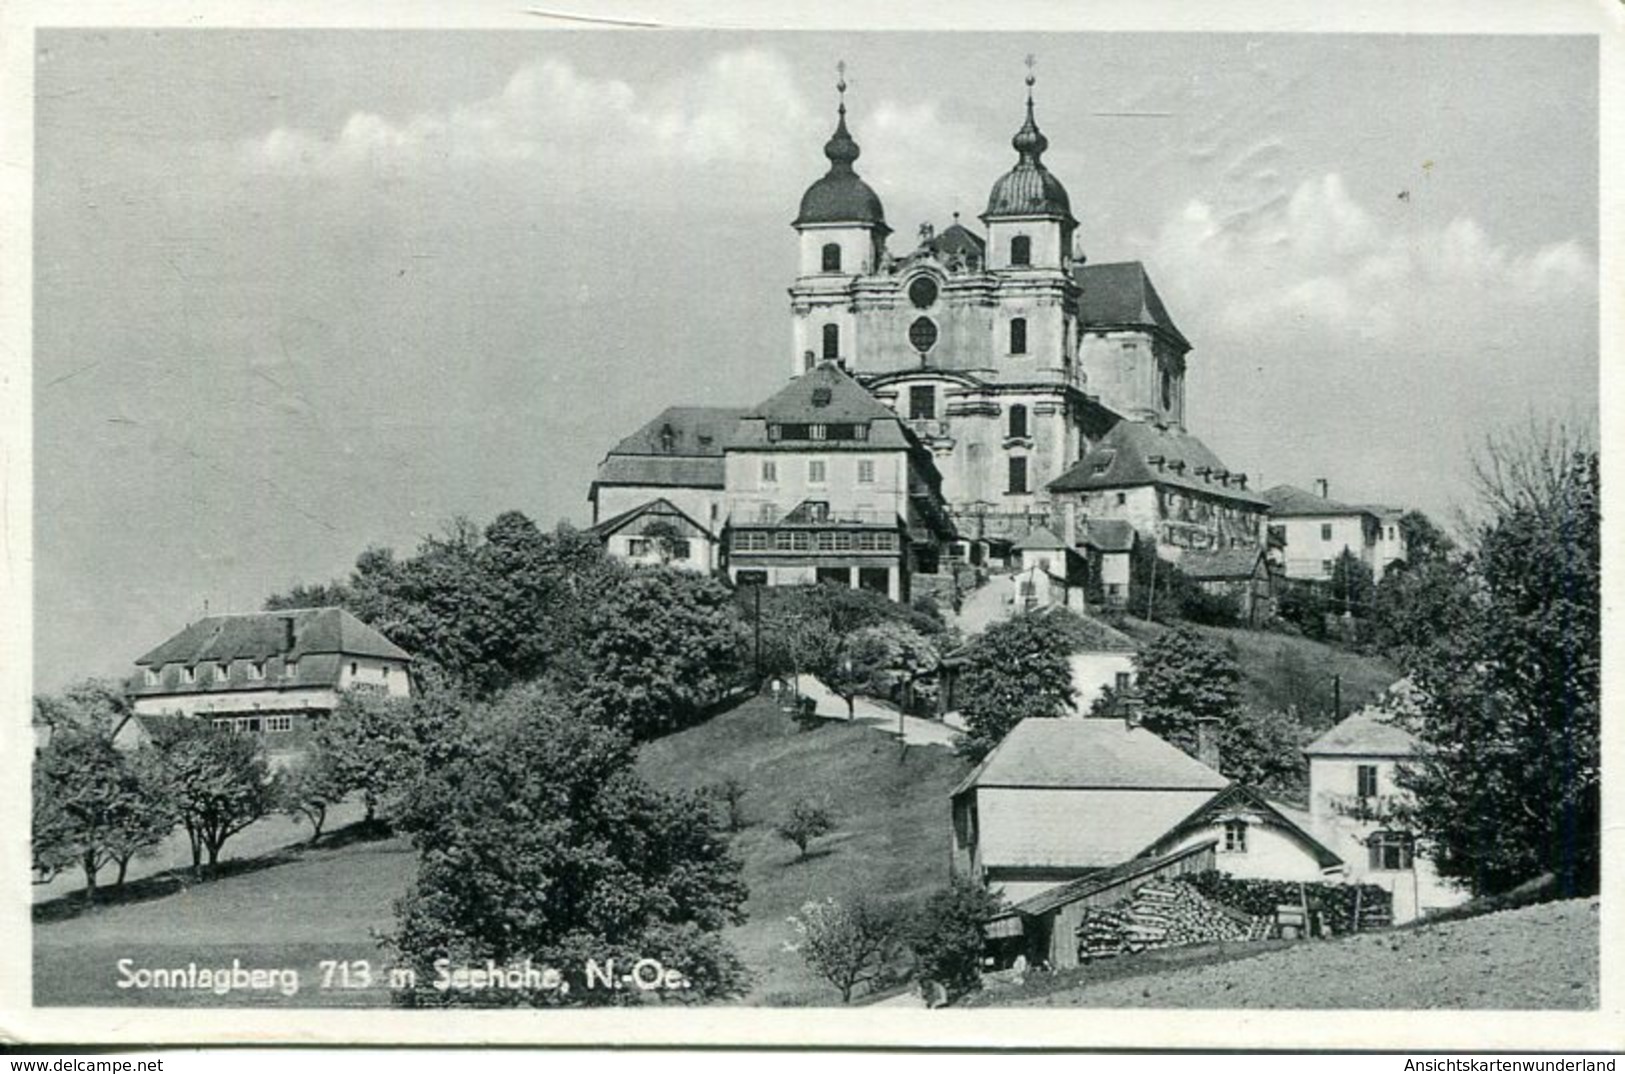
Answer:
123;607;413;761
1263;480;1409;582
720;361;955;600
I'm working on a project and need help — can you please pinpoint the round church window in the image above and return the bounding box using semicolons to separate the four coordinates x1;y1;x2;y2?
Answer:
908;276;939;309
909;317;939;353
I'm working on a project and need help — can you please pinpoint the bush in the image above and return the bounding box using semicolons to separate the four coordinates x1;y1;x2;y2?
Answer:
787;896;905;1003
709;777;749;833
775;798;835;859
905;878;1005;1001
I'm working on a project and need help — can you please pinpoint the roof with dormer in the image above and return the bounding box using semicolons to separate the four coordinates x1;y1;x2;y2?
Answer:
1075;261;1191;351
727;362;913;452
591;406;748;492
1049;421;1269;506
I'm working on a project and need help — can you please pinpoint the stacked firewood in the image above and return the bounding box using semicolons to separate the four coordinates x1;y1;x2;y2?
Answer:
1075;880;1268;962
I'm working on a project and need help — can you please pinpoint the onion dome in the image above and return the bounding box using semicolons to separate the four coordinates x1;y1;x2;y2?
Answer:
794;73;889;231
983;74;1075;223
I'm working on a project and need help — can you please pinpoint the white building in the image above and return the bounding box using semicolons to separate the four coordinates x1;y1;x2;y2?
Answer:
1303;699;1468;923
1263;481;1409;583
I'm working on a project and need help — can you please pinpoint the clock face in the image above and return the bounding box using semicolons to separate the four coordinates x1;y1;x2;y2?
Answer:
908;276;939;309
909;317;939;353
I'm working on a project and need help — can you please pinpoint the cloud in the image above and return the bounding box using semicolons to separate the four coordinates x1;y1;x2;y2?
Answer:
240;49;817;178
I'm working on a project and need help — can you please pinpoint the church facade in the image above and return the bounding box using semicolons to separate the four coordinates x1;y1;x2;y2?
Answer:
589;70;1266;587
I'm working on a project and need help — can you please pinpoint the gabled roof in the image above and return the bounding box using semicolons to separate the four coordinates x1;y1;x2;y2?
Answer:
953;717;1228;798
1152;784;1343;870
1059;616;1139;654
1008;840;1220;918
1013;525;1067;552
1262;484;1376;519
136;607;410;667
1049;421;1269;506
593;455;727;490
1080;518;1137;553
927;222;985;260
1304;706;1417;758
587;497;714;541
603;406;746;458
1075;261;1191;351
1180;546;1267;581
728;362;914;451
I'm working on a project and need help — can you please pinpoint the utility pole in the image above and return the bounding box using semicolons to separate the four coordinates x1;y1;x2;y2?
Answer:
1145;552;1158;620
1333;673;1342;722
753;583;763;690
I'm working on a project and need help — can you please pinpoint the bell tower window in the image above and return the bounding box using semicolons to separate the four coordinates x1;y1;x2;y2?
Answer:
1010;317;1027;355
821;243;842;273
1010;235;1031;267
822;323;840;362
1008;404;1028;439
1008;456;1029;495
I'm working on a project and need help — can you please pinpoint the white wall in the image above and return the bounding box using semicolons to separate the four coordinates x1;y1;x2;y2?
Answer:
1276;515;1373;581
725;448;908;524
132;684;341;718
976;786;1219;875
594;484;726;537
1155;819;1334;883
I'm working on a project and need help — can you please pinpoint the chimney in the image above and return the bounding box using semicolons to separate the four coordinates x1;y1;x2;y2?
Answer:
1195;716;1222;772
1314;478;1330;499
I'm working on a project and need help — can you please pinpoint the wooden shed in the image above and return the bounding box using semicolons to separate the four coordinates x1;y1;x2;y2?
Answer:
985;840;1219;970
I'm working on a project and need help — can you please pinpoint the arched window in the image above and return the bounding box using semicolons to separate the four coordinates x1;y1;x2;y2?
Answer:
1010;317;1027;355
822;323;840;361
1008;404;1028;439
821;243;842;272
1010;234;1031;267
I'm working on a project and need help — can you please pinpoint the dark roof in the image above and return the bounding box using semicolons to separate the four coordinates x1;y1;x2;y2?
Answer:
587;497;714;541
953;717;1228;798
983;99;1075;224
593;455;726;490
928;222;986;259
1013;525;1066;551
1180;547;1266;581
1261;484;1377;519
1080;518;1137;553
1008;840;1220;918
136;608;410;667
603;406;745;458
728;362;913;451
1304;706;1417;757
1059;615;1139;654
1152;784;1343;870
1075;262;1191;351
1049;421;1269;506
794;111;888;229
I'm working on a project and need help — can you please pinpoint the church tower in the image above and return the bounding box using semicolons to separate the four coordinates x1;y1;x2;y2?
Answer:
788;68;891;377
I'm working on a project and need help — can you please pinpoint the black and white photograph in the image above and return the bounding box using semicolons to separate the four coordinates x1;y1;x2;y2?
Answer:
3;0;1618;1052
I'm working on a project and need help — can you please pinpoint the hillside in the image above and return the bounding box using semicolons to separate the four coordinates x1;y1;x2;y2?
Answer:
637;694;971;1004
995;897;1598;1009
1112;618;1401;730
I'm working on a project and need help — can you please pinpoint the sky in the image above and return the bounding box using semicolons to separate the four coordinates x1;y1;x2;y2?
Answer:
32;30;1599;690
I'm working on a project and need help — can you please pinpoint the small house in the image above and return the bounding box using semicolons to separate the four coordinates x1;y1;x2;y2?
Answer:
588;497;719;573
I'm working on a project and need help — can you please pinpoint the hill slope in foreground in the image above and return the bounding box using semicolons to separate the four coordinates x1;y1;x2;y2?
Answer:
637;694;970;1004
993;898;1599;1010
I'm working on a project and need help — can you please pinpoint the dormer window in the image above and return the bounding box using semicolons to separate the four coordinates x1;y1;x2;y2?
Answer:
181;665;195;684
216;662;231;682
658;424;676;454
1010;235;1031;267
821;243;842;273
248;661;265;681
1010;317;1027;355
822;323;840;361
144;667;160;686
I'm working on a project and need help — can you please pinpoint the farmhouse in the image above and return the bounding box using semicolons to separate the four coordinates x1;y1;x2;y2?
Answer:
124;607;413;762
950;717;1228;903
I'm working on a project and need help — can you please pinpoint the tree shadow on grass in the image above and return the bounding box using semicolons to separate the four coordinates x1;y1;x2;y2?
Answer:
784;848;839;867
31;818;399;926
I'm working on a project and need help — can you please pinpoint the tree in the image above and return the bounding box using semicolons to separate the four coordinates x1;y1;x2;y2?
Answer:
953;608;1079;761
1132;626;1242;756
32;727;175;900
639;520;689;565
33;678;132;740
826;621;940;720
145;723;277;878
787;896;904;1003
1219;706;1309;797
1328;549;1375;620
388;686;750;1006
579;567;747;740
1370;555;1477;661
315;687;424;824
263;580;351;611
1397;509;1455;567
278;744;347;843
1393;432;1598;897
775;798;836;860
905;877;1004;1001
1275;581;1329;640
709;777;749;833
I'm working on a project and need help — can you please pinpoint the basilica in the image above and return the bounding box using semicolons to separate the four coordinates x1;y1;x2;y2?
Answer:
589;72;1268;603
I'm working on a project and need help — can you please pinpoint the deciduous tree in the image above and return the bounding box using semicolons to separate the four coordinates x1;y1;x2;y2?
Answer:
953;608;1079;761
905;878;1004;1001
787;896;904;1003
145;723;277;878
1132;626;1242;756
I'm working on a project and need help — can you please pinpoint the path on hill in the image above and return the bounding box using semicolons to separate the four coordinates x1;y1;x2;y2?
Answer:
952;574;1015;638
1005;898;1598;1010
797;677;959;748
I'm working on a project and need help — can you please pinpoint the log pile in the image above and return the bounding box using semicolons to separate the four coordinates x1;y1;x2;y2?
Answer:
1075;880;1269;962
